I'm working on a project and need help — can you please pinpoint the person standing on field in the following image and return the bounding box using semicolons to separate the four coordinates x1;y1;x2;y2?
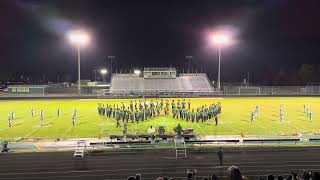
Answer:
116;110;121;128
191;109;195;123
31;107;35;117
40;109;44;126
123;121;128;138
72;116;76;126
8;116;12;127
57;108;60;117
280;108;284;122
182;99;186;109
251;111;256;122
135;110;139;124
72;114;76;126
308;111;312;121
160;99;163;110
130;101;133;111
215;114;219;126
134;100;137;110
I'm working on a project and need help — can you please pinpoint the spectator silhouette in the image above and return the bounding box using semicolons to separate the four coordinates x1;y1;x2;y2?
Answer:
292;172;298;180
211;174;218;180
302;171;311;180
227;166;242;180
242;176;249;180
267;174;274;180
277;176;284;180
312;172;320;180
187;172;193;180
135;174;141;180
127;176;135;180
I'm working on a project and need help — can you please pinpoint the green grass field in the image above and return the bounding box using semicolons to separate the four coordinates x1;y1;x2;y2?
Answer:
0;97;319;140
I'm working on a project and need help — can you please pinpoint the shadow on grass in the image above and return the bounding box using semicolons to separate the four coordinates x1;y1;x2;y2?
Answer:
44;123;53;127
240;119;249;122
201;123;212;126
13;123;22;127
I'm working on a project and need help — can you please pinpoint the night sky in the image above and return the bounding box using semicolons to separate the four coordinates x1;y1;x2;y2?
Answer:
1;0;320;84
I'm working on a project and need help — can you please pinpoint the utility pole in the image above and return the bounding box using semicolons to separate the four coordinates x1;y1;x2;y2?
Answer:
108;56;116;77
247;72;250;86
185;56;193;73
93;70;97;81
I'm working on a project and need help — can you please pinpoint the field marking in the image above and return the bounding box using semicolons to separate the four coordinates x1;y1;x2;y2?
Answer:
61;126;74;138
24;125;41;138
24;116;59;138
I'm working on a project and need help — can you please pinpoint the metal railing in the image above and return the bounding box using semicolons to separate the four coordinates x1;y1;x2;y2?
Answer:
223;86;320;95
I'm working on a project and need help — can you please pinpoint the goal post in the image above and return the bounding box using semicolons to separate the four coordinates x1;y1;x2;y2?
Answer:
238;86;261;95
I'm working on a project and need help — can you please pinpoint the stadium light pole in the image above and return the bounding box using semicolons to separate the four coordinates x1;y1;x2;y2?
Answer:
108;56;116;77
100;69;108;83
186;56;193;73
212;33;230;91
68;30;90;95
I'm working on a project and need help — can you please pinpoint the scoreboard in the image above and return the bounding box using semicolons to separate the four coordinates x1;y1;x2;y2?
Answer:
143;67;177;79
8;85;47;95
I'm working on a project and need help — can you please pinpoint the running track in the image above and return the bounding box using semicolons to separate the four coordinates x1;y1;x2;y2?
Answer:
0;146;320;180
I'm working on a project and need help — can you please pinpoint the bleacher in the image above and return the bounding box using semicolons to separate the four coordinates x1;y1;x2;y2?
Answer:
110;73;213;96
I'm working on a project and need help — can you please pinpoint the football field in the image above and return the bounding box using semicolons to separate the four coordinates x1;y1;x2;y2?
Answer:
0;97;319;140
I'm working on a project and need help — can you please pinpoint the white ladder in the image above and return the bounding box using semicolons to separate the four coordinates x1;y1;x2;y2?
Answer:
73;140;87;158
174;138;187;158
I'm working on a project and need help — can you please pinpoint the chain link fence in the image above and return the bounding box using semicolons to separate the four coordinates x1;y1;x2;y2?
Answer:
2;85;320;97
223;86;320;95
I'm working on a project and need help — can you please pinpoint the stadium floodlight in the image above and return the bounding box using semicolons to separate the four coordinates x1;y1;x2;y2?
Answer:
211;32;232;91
134;69;141;75
67;30;90;95
212;34;230;46
100;69;107;75
100;69;107;83
68;30;90;47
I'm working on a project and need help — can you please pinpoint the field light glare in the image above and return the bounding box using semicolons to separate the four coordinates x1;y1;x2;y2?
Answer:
100;69;107;75
134;70;141;75
68;30;90;47
212;33;230;46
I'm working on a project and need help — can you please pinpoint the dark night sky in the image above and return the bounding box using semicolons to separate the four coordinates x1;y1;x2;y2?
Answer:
1;0;320;84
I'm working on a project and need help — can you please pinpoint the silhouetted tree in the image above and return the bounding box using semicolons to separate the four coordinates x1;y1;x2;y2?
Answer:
298;64;317;85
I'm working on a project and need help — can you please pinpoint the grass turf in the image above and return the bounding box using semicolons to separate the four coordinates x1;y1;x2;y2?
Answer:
0;97;319;140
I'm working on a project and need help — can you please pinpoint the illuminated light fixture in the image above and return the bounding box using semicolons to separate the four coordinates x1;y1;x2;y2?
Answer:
134;69;141;75
100;69;107;75
68;30;90;47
